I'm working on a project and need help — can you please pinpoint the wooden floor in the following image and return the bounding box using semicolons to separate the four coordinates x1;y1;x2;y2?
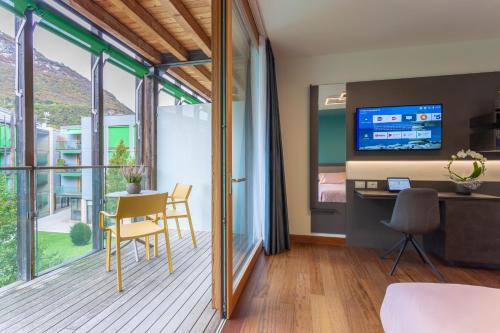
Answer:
0;230;220;333
223;242;500;333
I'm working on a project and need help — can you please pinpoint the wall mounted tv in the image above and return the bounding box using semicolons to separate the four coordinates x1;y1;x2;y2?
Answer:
356;104;442;151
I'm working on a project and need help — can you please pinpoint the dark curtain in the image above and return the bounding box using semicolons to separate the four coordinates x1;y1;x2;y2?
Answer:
264;39;290;255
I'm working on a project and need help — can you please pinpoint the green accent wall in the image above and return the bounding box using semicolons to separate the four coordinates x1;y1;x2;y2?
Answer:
318;109;346;164
108;126;130;148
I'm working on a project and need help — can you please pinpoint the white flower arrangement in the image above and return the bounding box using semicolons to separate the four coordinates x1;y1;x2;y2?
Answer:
446;149;486;188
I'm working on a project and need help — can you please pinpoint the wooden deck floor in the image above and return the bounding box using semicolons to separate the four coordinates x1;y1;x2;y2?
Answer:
0;230;220;333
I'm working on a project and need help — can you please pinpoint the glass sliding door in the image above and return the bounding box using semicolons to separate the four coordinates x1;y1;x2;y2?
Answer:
230;6;257;283
215;0;262;318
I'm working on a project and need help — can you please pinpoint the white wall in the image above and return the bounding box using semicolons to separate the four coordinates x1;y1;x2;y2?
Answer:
276;38;500;236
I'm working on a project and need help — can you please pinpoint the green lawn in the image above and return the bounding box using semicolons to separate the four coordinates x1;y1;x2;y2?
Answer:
37;231;92;272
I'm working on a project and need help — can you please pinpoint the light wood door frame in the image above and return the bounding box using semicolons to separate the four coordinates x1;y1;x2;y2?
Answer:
212;0;261;319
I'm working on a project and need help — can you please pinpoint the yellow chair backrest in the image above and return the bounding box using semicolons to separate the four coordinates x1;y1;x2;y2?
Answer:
172;183;192;201
116;192;168;219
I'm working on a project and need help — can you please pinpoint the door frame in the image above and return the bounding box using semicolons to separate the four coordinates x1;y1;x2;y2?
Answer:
212;0;263;319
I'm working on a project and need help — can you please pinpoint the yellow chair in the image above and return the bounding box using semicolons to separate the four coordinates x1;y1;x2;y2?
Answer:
99;192;173;292
166;183;197;248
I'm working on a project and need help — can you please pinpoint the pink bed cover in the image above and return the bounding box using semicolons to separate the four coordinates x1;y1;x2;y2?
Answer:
318;183;346;203
380;283;500;333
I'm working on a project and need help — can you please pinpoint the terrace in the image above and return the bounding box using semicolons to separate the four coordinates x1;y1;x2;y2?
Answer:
0;231;216;333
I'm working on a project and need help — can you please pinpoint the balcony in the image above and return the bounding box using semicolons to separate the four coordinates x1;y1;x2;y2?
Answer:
54;186;81;195
0;231;218;332
56;140;82;150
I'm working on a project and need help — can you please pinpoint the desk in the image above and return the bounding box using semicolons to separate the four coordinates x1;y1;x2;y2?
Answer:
355;190;500;201
355;189;500;268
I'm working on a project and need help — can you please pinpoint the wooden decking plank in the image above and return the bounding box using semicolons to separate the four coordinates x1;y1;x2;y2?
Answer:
148;277;212;332
0;231;219;333
204;310;223;333
189;301;218;333
4;235;184;333
69;234;210;332
116;261;212;332
162;284;212;332
0;232;183;313
35;234;202;333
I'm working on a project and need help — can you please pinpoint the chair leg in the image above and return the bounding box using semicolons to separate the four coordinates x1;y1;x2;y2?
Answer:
409;235;426;263
154;234;158;257
145;236;150;260
389;236;409;276
105;230;111;272
116;239;123;292
380;237;405;260
410;237;447;282
185;203;197;248
175;218;182;239
164;227;173;273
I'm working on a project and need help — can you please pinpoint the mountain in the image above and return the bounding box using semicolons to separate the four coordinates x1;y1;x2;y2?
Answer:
0;31;133;128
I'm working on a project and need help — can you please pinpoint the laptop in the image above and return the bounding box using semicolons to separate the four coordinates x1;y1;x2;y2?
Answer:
387;177;412;192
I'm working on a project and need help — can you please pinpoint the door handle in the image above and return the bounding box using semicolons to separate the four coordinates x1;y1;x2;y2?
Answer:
231;177;247;183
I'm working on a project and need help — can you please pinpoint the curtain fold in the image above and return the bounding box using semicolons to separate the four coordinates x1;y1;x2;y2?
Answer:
264;39;290;255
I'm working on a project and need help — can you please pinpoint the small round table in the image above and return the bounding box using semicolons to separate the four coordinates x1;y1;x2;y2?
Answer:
105;190;165;261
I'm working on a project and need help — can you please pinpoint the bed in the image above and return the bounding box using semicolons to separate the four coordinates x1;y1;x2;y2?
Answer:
380;283;500;333
318;171;346;203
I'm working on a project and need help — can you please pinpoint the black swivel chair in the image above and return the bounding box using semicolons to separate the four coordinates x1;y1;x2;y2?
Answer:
380;188;446;282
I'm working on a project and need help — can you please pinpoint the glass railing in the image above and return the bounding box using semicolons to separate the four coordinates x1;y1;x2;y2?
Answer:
0;168;29;289
35;165;150;275
0;165;151;283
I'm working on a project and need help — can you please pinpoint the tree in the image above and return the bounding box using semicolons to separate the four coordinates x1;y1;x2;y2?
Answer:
0;172;18;287
105;139;130;195
105;140;132;216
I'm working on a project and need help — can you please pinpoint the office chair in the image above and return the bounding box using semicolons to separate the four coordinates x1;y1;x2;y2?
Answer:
380;188;446;282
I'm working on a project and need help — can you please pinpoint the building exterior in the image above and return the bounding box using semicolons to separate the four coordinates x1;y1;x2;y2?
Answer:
0;108;135;224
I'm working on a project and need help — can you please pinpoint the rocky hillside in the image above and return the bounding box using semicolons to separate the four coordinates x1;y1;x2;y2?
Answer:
0;31;132;128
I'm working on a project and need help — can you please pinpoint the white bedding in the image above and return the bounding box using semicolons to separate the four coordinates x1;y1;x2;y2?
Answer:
380;283;500;333
318;183;346;203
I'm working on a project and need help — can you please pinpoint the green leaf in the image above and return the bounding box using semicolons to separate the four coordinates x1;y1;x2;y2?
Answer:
470;161;482;179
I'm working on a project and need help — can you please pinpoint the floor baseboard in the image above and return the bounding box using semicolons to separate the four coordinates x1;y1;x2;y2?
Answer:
290;234;346;246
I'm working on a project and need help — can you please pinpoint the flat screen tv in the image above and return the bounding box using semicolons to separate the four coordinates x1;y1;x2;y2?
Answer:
356;104;442;151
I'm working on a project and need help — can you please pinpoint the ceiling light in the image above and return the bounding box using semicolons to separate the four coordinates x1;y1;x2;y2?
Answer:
325;91;347;106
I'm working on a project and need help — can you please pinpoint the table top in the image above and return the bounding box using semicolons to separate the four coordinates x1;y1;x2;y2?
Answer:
105;190;164;198
355;189;500;201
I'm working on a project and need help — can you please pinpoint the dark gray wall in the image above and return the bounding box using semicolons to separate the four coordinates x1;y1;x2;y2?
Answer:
344;72;500;248
346;72;500;161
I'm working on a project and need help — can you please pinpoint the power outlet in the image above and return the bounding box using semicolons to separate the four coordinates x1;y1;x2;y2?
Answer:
367;181;378;189
354;180;366;189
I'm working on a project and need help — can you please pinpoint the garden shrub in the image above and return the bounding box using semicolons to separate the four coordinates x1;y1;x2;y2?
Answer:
70;223;91;246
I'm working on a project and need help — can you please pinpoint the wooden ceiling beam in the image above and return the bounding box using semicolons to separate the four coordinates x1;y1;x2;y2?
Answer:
63;0;162;63
159;0;212;57
168;67;211;100
193;65;211;81
107;0;188;61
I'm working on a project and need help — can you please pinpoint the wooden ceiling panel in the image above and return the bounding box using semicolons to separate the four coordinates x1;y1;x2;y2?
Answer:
65;0;215;100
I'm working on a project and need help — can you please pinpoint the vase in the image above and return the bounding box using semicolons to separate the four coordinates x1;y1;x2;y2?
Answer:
453;180;481;196
126;182;141;194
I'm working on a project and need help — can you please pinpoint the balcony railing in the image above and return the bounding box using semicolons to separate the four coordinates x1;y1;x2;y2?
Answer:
0;164;150;286
54;186;81;195
55;140;82;150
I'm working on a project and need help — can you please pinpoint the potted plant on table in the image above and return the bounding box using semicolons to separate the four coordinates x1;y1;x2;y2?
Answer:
121;165;145;194
446;149;486;195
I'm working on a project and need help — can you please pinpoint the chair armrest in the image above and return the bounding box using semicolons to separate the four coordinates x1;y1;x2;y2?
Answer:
99;211;116;230
166;200;185;205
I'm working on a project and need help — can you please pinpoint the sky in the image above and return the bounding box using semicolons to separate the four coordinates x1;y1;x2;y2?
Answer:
0;8;136;111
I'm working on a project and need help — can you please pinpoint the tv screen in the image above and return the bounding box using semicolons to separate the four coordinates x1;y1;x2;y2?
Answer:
356;104;442;151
